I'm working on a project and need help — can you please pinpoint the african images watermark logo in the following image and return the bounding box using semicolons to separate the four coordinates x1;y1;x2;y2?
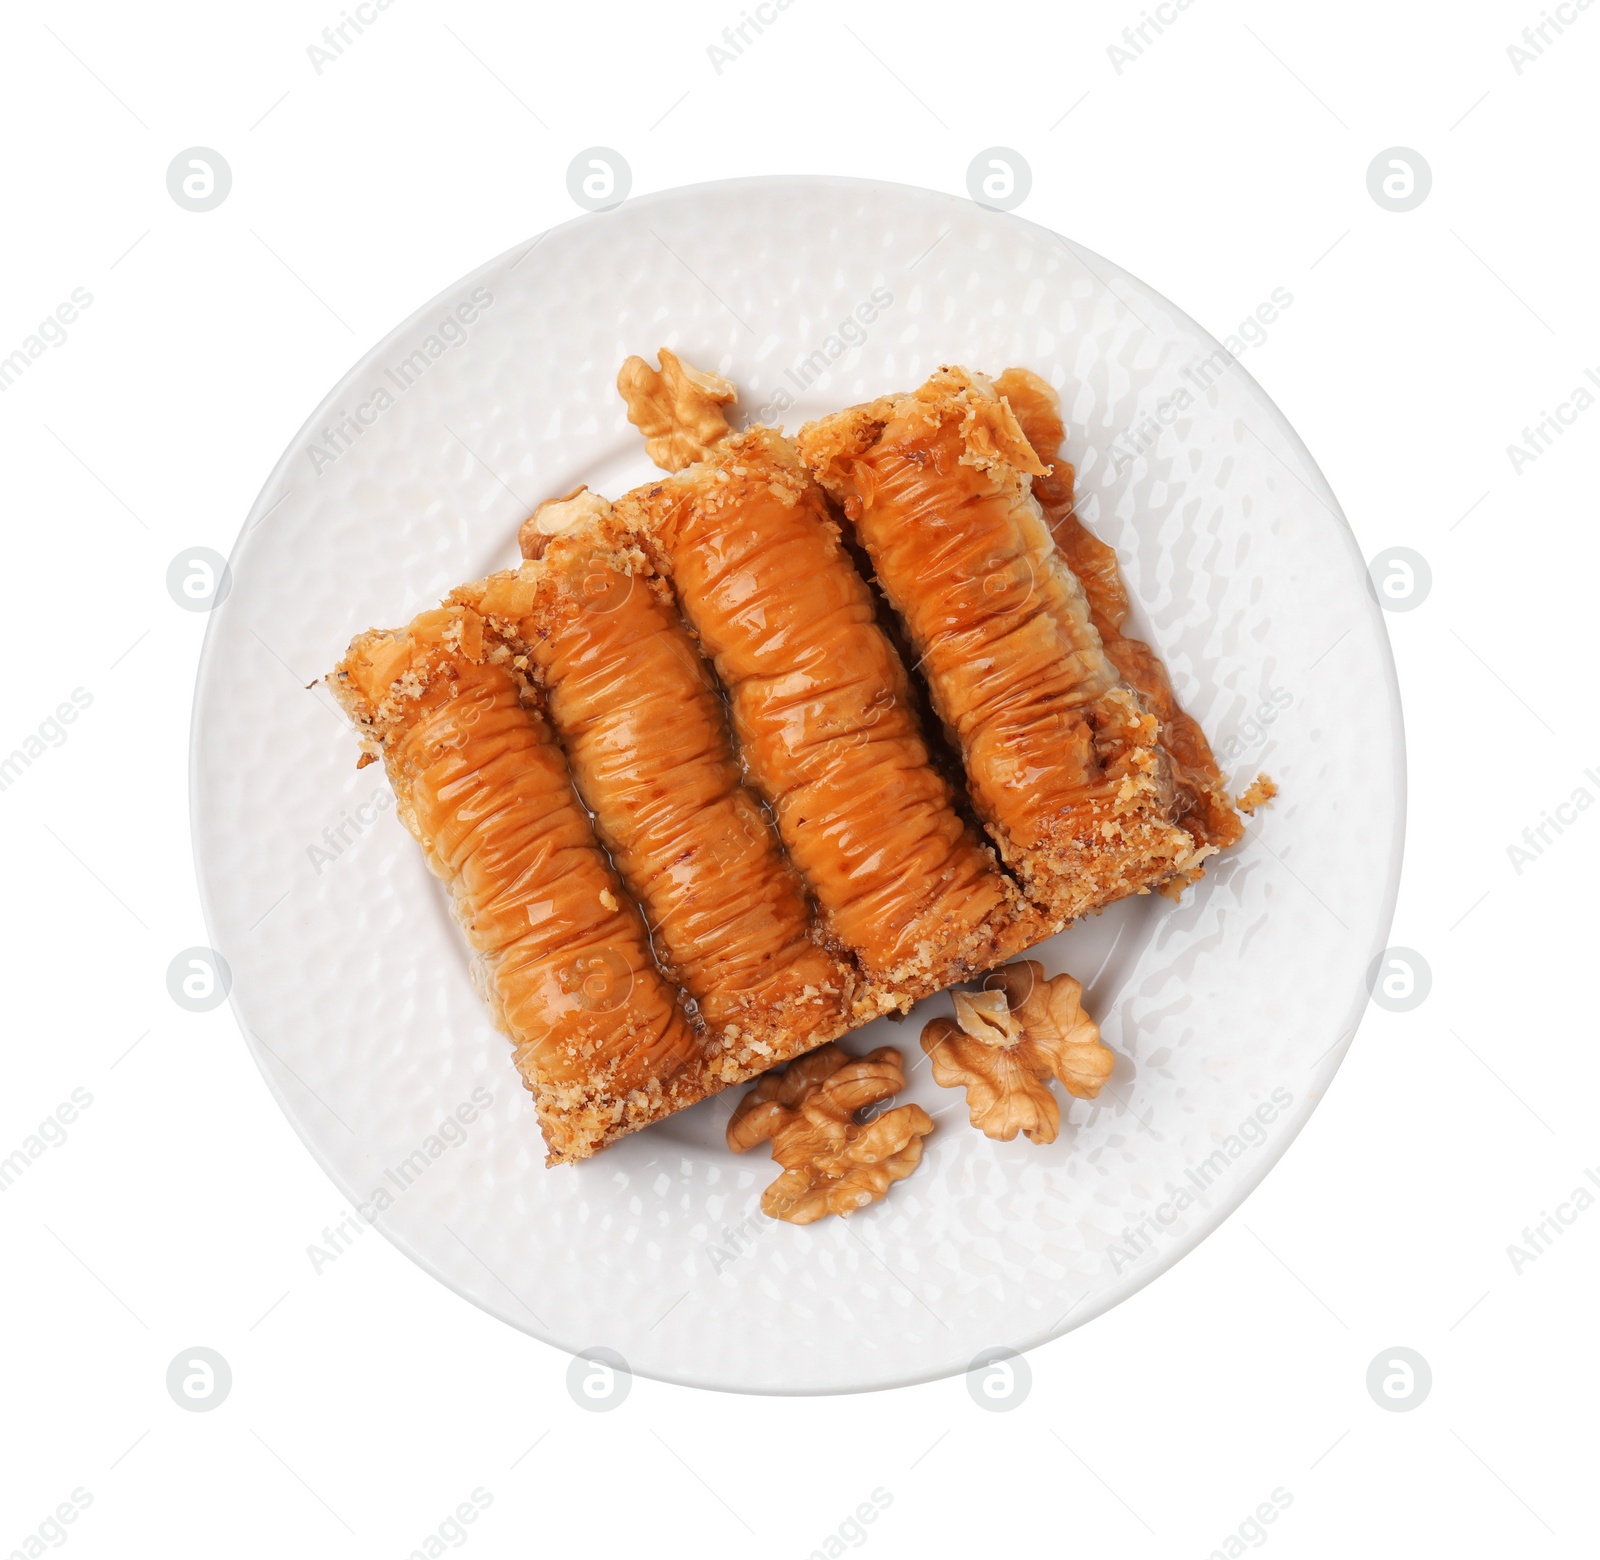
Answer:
1505;764;1600;874
706;0;799;74
705;1201;772;1274
1;689;94;794
753;286;894;423
1506;1164;1600;1274
306;0;400;75
0;289;94;393
1106;0;1202;74
1505;367;1600;474
306;287;494;475
306;1086;493;1272
7;1490;93;1557
404;1490;494;1556
803;1489;893;1556
1106;1088;1293;1273
1180;287;1295;392
307;785;394;875
1106;288;1294;477
0;1088;94;1193
1506;0;1593;74
1205;1489;1295;1557
1215;685;1292;766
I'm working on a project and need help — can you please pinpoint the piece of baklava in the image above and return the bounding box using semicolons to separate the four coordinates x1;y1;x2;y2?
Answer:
328;349;1246;1175
798;366;1217;924
329;605;704;1164
991;367;1243;860
607;355;1044;1003
450;487;862;1077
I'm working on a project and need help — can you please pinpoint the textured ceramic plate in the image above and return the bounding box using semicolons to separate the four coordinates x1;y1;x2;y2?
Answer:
191;175;1403;1394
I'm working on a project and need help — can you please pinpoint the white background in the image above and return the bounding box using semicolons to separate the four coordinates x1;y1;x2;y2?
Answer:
1;0;1595;1555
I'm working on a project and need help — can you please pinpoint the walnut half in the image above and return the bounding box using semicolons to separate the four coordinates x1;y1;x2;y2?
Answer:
921;961;1114;1145
725;1044;934;1224
616;348;736;472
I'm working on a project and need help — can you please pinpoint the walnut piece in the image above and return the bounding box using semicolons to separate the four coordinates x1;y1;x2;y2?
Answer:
725;1043;934;1224
617;348;736;471
518;485;613;560
1236;772;1278;814
921;960;1114;1145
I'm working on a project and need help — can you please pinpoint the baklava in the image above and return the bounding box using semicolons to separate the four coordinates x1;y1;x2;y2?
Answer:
328;351;1242;1167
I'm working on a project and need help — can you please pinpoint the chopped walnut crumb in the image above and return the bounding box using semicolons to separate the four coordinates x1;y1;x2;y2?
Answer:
518;486;614;561
725;1044;933;1224
921;960;1114;1145
617;348;736;472
1237;773;1278;814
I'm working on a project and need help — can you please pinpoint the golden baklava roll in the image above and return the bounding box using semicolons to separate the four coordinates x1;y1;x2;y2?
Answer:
454;491;857;1074
799;367;1207;922
609;424;1041;998
329;603;701;1164
992;367;1243;857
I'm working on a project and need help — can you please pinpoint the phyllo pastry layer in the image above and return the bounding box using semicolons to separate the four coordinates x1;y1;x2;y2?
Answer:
799;366;1217;923
992;367;1243;862
330;604;704;1164
454;488;862;1075
610;422;1045;1001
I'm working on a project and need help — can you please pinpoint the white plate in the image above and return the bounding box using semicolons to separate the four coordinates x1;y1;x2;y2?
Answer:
191;175;1403;1394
